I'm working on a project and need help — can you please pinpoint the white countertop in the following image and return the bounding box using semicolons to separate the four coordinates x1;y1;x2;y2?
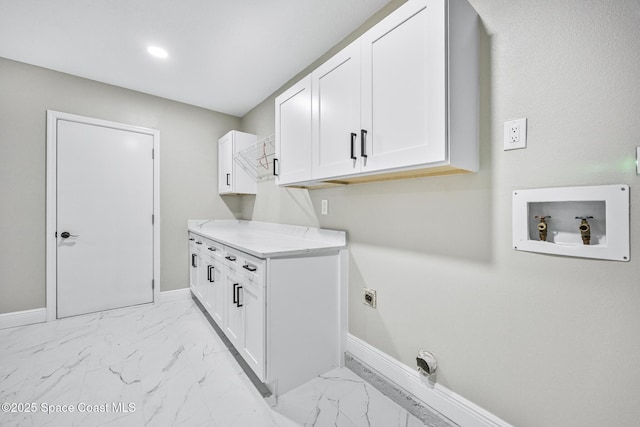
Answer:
187;220;346;258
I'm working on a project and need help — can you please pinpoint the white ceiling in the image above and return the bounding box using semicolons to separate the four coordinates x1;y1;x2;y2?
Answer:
0;0;391;117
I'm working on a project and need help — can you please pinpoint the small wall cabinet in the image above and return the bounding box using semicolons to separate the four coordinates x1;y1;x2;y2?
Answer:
218;130;257;194
512;185;630;261
274;0;479;187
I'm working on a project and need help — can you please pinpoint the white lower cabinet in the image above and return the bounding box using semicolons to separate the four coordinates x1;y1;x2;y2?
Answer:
188;229;344;398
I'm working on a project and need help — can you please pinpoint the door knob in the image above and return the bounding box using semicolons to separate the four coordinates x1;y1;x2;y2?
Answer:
60;232;79;238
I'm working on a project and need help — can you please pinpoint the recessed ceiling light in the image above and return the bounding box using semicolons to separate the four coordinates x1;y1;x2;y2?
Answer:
147;46;168;59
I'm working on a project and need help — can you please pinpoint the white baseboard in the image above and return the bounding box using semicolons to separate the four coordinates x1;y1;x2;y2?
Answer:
159;288;192;303
346;334;510;427
0;308;47;330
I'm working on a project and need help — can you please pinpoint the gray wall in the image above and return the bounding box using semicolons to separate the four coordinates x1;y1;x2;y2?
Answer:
0;57;241;313
241;0;640;426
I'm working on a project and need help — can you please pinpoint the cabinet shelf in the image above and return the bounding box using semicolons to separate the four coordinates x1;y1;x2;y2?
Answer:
234;135;275;182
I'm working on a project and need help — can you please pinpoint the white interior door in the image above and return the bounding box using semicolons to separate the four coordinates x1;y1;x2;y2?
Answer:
56;119;154;318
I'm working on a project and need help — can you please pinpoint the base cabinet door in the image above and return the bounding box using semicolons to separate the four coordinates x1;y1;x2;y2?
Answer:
240;279;265;380
202;255;218;312
190;237;204;300
189;247;198;295
224;269;244;348
210;260;224;327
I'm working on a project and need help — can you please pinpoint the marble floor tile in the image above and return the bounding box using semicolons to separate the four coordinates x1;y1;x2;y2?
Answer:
0;298;429;426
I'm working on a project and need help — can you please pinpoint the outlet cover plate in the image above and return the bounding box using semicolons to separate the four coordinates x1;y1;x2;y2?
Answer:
363;288;377;308
504;118;527;150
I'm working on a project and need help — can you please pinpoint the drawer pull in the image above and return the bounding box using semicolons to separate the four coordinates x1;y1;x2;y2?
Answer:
225;255;237;262
242;264;257;272
195;241;202;245
189;238;195;241
207;247;216;251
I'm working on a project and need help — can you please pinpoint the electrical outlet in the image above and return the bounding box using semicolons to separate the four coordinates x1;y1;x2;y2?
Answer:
321;199;328;215
504;118;527;150
509;124;520;143
363;288;377;308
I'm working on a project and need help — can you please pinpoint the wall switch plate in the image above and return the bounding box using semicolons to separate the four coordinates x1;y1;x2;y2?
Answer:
504;118;527;150
321;199;328;215
363;288;377;308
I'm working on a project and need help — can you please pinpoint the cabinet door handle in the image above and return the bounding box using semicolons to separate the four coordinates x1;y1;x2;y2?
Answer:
361;129;368;158
232;283;239;304
191;254;197;267
350;133;357;160
236;286;243;307
208;265;214;282
226;173;230;186
273;158;279;177
242;264;257;272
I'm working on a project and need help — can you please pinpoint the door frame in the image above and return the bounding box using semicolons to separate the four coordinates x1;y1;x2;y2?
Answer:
46;110;160;321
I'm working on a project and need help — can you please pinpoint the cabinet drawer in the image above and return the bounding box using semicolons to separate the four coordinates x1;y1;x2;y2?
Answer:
190;233;205;249
203;238;224;260
224;247;266;286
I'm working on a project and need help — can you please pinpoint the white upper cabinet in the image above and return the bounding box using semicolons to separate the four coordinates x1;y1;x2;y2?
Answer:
360;0;447;173
274;76;312;186
276;0;478;186
311;41;361;179
218;130;257;195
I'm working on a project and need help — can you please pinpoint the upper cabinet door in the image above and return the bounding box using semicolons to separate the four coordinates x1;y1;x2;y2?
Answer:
311;41;361;180
218;131;257;195
218;132;234;194
360;0;447;172
275;76;312;185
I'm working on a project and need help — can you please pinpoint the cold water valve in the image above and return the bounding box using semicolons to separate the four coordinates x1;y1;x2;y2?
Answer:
534;215;551;241
575;216;593;245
